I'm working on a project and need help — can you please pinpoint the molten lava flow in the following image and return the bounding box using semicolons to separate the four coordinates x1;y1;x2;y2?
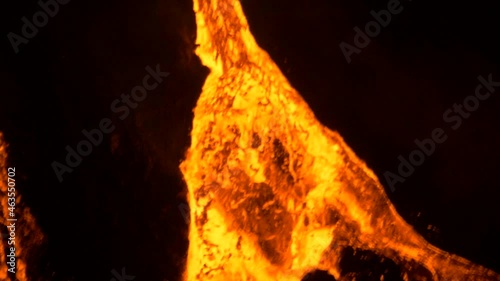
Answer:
180;1;500;280
0;132;44;281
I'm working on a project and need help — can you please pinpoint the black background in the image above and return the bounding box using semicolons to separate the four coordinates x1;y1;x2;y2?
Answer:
1;0;499;280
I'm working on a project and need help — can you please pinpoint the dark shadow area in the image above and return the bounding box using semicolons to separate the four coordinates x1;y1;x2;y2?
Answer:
1;0;205;279
338;247;434;280
302;269;337;281
339;247;403;281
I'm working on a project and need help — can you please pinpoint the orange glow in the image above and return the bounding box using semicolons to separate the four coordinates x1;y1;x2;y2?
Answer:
180;1;500;280
0;132;44;281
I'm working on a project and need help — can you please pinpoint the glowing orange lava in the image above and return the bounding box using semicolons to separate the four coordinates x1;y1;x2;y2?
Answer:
0;133;44;281
179;1;500;280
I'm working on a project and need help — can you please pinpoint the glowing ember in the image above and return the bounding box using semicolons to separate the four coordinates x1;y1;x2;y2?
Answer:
180;0;500;280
